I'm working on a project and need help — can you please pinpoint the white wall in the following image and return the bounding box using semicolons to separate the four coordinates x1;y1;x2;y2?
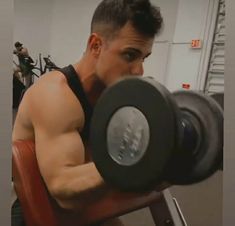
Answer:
144;0;179;84
14;0;53;62
165;0;219;92
50;0;100;67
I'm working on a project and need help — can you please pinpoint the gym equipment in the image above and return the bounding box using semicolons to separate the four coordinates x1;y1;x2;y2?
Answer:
13;76;25;109
12;140;166;226
210;92;224;170
91;77;177;191
165;91;223;184
210;93;224;110
90;77;223;191
31;54;61;76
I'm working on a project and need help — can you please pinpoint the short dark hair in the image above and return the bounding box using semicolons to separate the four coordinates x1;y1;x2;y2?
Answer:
91;0;163;39
15;41;23;48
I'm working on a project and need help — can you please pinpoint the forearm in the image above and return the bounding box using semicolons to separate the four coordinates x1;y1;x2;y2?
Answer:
50;163;161;215
50;162;111;210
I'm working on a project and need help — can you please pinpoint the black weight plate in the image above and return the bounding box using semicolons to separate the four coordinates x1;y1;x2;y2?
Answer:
90;77;177;192
167;91;223;184
210;93;224;110
210;92;224;170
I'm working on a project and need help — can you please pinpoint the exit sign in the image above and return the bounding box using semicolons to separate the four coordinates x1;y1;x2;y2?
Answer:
191;39;202;49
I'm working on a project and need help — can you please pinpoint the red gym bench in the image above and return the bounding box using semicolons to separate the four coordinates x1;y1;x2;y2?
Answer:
12;140;174;226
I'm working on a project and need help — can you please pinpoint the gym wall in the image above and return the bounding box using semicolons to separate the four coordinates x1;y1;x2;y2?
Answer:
142;0;180;84
165;0;220;92
49;0;101;67
14;0;53;61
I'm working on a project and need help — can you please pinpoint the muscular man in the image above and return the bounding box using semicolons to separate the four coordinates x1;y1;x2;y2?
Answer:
12;0;163;225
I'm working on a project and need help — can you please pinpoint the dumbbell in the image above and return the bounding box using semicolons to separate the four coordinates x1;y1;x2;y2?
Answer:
90;77;223;192
210;92;224;170
165;91;223;184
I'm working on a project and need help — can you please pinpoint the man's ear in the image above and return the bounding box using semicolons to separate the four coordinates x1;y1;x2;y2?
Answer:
87;33;102;56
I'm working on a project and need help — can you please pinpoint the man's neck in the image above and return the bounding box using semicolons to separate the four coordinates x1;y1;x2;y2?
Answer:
72;59;106;106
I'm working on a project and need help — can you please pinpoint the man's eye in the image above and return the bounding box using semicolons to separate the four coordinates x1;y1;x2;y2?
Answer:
122;52;137;62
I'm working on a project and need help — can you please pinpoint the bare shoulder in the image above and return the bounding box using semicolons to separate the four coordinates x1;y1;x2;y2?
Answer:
21;47;29;56
26;70;84;134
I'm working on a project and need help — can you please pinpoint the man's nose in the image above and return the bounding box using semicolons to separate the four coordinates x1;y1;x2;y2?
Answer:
130;62;144;76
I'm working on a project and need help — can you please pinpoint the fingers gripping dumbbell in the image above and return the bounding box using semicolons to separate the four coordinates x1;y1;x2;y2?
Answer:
90;77;223;192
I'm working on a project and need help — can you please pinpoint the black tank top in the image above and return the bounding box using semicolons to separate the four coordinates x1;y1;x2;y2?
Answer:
58;65;93;141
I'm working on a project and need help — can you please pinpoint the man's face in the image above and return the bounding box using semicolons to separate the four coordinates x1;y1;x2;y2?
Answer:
16;46;22;51
95;22;154;86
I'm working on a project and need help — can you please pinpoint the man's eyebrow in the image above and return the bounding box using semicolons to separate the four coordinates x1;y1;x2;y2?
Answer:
144;52;151;59
124;47;142;54
124;47;151;58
